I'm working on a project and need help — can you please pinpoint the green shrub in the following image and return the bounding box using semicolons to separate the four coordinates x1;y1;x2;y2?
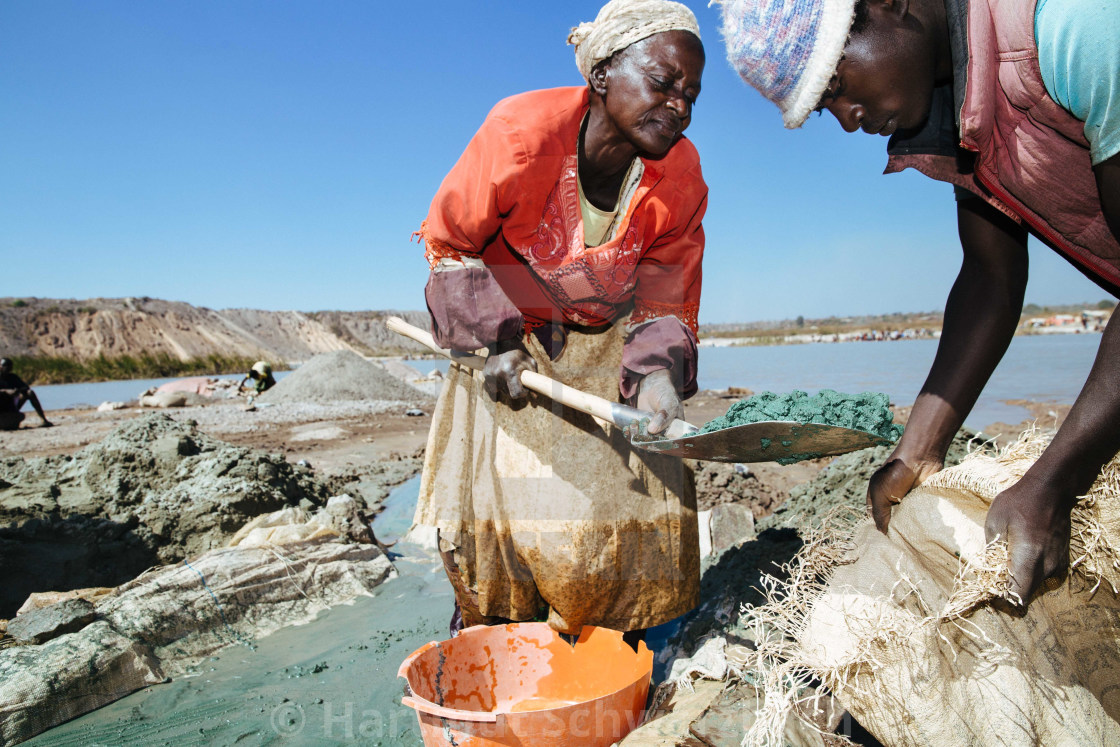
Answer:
8;353;277;385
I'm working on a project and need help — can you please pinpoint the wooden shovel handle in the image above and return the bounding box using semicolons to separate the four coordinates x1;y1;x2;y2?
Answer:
385;316;695;438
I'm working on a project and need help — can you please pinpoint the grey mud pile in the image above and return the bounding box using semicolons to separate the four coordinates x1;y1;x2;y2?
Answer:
260;349;427;405
0;414;331;618
375;358;444;397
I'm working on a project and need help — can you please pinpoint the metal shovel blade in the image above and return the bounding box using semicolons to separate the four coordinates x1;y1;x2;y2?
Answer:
629;420;893;463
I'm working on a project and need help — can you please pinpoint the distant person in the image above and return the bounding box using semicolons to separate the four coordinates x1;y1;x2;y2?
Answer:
718;0;1119;605
0;357;53;429
238;361;276;395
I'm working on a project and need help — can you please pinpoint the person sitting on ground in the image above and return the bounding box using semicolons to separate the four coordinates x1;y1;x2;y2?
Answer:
717;0;1120;606
238;361;276;394
414;0;707;645
0;357;53;429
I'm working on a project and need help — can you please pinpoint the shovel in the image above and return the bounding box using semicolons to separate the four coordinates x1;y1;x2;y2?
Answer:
385;317;892;463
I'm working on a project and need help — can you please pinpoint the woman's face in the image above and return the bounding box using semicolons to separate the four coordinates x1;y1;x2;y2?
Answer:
816;2;939;135
593;30;705;156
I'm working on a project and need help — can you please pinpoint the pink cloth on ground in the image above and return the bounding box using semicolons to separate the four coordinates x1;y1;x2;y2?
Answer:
155;377;216;396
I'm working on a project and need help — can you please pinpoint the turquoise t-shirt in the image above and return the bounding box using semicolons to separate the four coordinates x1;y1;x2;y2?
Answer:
1036;0;1120;165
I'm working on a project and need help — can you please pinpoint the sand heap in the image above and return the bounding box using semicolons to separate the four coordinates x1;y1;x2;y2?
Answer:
376;358;444;397
259;349;427;405
377;358;426;382
0;414;331;618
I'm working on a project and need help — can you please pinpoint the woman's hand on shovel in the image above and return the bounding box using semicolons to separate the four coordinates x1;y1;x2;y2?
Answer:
635;369;683;436
484;338;537;399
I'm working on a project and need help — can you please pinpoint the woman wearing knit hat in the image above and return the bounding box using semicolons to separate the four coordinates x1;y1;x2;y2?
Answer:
717;0;1120;608
413;0;706;643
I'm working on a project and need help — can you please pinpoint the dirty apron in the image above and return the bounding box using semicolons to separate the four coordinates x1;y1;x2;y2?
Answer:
414;322;699;633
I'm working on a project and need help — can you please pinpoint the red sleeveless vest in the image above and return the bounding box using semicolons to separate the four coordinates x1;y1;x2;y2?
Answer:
889;0;1120;289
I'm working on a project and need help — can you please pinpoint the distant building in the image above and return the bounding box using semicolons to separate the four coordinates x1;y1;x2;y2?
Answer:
1022;309;1111;333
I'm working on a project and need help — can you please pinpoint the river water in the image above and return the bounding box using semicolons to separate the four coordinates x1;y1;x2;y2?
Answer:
33;371;292;412
698;333;1100;429
33;333;1101;429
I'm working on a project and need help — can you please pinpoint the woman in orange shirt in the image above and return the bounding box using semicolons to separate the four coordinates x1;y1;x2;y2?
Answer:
414;0;707;643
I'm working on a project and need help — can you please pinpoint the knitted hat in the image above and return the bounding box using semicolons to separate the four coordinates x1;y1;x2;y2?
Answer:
569;0;702;81
716;0;857;128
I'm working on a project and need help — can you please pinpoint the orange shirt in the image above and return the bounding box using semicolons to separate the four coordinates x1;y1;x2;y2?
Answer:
418;86;707;336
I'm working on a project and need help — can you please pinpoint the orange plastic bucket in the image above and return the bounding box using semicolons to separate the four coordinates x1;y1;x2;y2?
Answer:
398;623;653;746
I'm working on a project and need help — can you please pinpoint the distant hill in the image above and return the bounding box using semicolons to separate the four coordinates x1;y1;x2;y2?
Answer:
0;297;431;363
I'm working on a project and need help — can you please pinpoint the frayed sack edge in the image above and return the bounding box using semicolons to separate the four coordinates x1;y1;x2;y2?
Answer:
731;428;1120;747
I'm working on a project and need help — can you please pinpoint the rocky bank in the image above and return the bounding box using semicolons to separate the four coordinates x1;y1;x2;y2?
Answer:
0;296;430;362
0;414;334;618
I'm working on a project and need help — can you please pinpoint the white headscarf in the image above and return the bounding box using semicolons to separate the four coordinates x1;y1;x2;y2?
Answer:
569;0;702;81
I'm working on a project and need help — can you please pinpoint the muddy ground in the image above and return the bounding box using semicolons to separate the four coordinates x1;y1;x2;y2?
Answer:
0;388;819;516
0;384;1063;628
0;372;1069;745
3;389;1058;494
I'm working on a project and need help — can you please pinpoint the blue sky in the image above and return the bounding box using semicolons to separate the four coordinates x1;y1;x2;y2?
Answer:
1;0;1110;323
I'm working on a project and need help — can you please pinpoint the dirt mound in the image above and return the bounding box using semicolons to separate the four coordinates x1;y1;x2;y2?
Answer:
693;462;785;517
377;358;424;381
259;350;428;405
374;358;444;397
758;427;988;532
0;414;331;618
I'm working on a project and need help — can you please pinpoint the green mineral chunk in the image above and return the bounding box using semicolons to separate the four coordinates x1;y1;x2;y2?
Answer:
698;389;904;443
